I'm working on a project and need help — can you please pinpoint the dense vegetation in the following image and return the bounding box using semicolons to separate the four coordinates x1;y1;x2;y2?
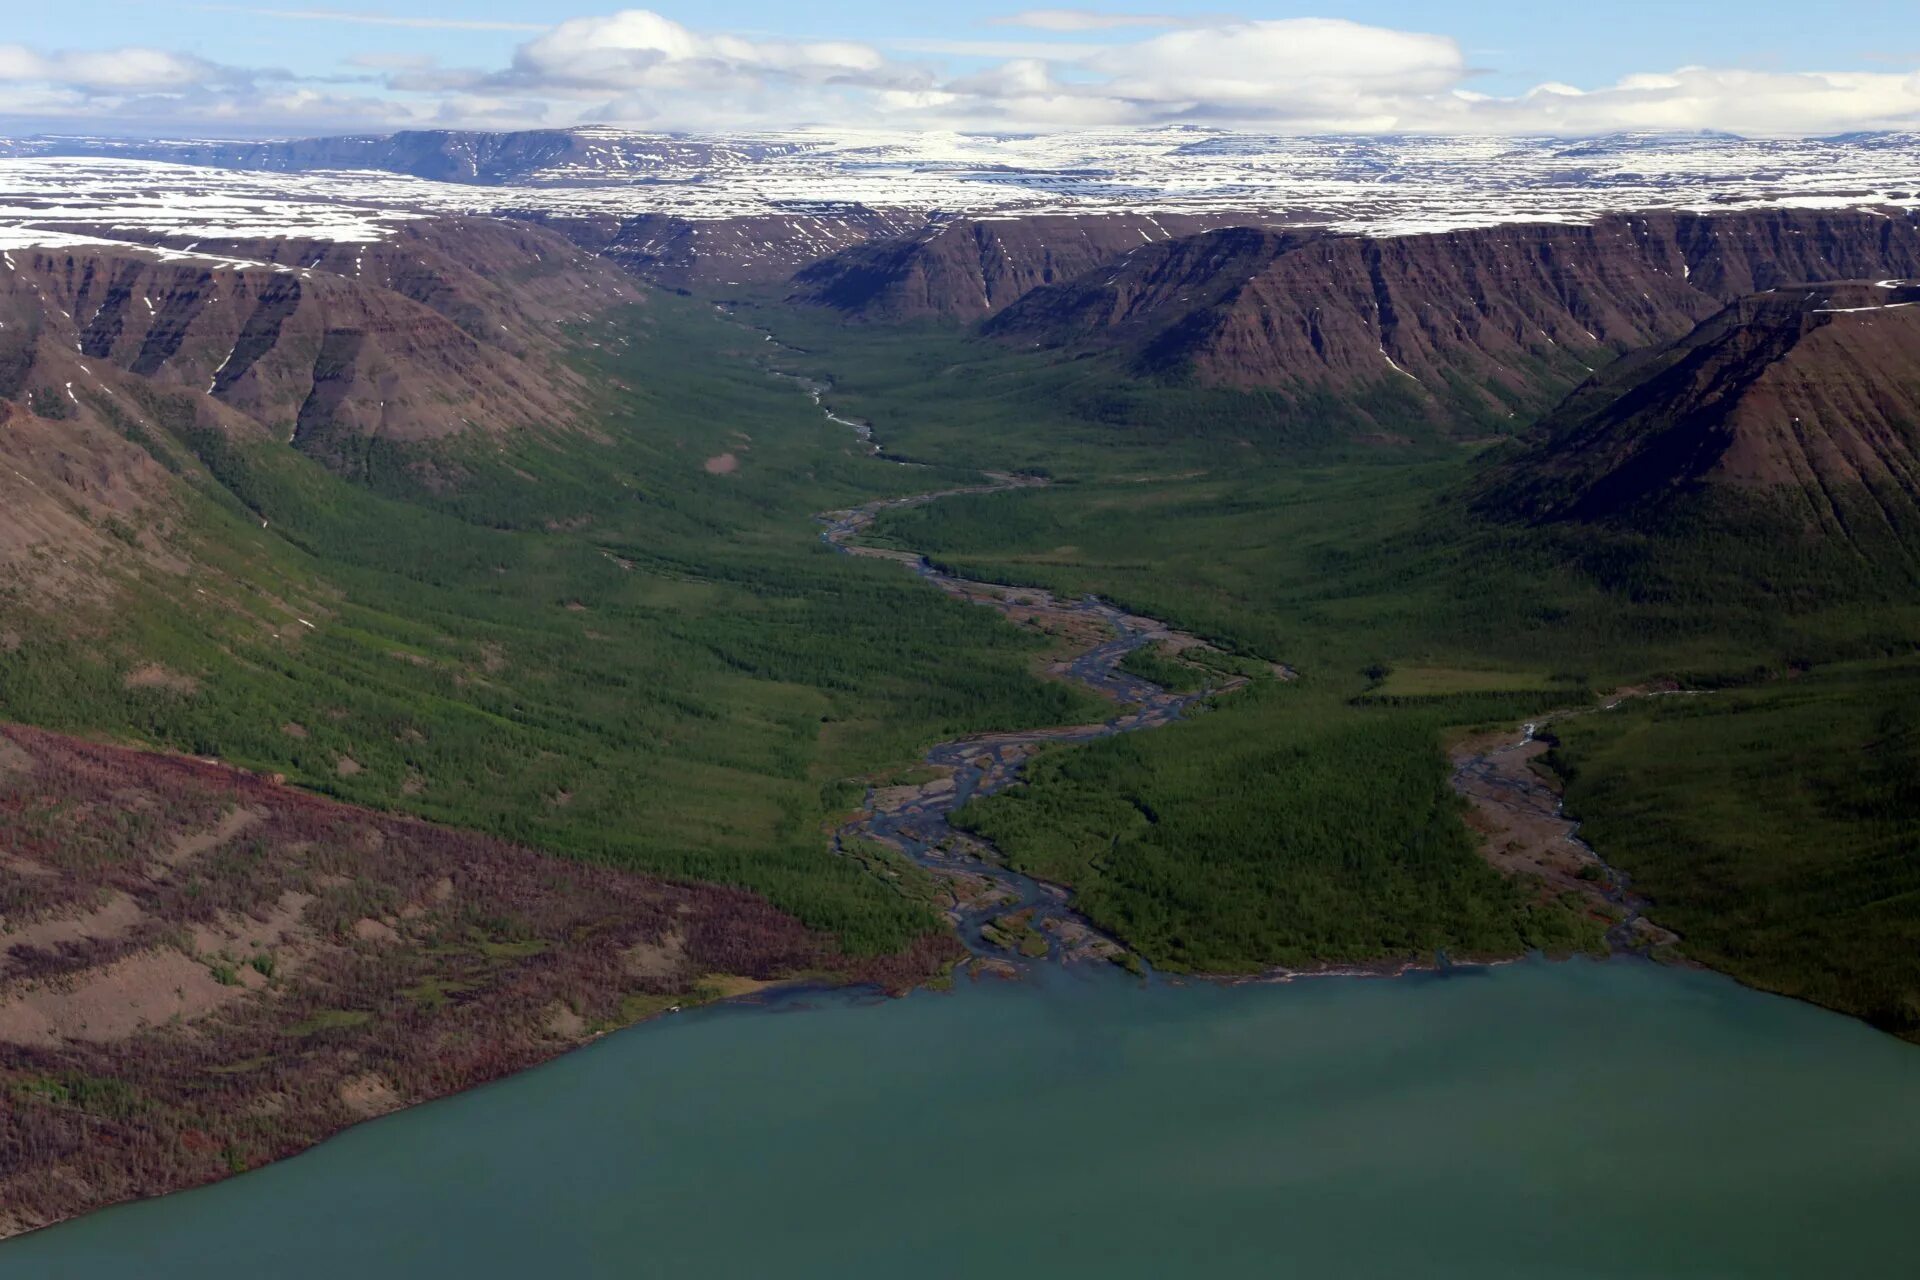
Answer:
955;679;1603;972
751;301;1920;1008
0;296;1102;956
1546;660;1920;1041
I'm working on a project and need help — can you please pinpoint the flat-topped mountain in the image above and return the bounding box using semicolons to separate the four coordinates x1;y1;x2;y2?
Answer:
0;218;637;471
7;129;1919;292
1477;281;1920;527
981;210;1920;431
10;130;818;187
786;214;1238;322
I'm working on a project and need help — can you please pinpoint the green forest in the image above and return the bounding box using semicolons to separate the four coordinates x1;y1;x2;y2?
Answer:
1546;659;1920;1038
0;296;1103;957
750;303;1920;1027
6;281;1918;1038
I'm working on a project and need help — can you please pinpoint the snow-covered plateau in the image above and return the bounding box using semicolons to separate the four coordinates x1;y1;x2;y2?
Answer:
1;127;1917;261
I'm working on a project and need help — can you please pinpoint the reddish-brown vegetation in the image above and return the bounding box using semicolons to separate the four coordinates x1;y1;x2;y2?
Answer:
0;724;957;1238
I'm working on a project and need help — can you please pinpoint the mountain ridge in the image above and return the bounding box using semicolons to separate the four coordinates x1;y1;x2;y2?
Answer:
979;209;1920;431
1476;281;1920;532
0;218;639;464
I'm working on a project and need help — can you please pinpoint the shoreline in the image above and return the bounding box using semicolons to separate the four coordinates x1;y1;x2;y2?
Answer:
0;966;900;1246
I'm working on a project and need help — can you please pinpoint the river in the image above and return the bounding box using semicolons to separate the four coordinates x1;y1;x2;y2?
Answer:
10;367;1920;1275
818;472;1239;966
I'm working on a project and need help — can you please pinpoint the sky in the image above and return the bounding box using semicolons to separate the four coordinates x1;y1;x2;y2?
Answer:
3;1;1919;138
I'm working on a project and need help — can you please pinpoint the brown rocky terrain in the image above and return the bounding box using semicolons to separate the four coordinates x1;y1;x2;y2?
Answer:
0;218;639;468
981;209;1920;431
0;723;955;1240
788;213;1240;322
0;333;260;598
517;208;926;290
1451;719;1678;956
1477;282;1920;525
0;216;643;592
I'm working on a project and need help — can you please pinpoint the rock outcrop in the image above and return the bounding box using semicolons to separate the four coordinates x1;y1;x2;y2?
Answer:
0;218;639;464
788;213;1239;321
1477;281;1920;526
984;210;1920;430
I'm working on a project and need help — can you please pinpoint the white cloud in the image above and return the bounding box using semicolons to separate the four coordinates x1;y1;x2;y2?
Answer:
504;11;901;93
0;44;232;92
1446;66;1920;136
899;18;1470;130
1;10;1918;138
1083;18;1466;112
464;12;1478;132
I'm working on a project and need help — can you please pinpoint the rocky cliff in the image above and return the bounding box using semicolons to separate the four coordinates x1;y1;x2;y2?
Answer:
787;214;1240;321
983;210;1920;430
1477;281;1920;526
0;216;639;591
0;218;639;467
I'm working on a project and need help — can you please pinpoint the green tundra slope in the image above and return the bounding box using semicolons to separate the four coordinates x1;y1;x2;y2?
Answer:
749;294;1920;1030
1545;659;1920;1037
0;295;1104;955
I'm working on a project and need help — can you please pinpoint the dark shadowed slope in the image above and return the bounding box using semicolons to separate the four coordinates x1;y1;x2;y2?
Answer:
1478;281;1920;530
982;210;1920;432
787;213;1241;322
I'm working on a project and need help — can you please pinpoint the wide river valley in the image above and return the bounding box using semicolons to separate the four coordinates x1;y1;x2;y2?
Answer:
8;958;1920;1277
10;369;1920;1275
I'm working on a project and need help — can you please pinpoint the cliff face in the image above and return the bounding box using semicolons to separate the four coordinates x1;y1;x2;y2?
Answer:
515;209;926;290
787;214;1239;321
1477;282;1920;525
984;210;1920;429
0;216;640;592
0;218;639;463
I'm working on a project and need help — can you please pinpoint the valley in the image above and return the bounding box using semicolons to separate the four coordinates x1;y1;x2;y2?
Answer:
3;123;1920;1255
820;468;1264;971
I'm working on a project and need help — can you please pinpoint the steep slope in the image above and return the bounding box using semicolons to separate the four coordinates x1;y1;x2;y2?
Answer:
516;208;925;289
0;307;265;599
1478;281;1920;528
985;209;1920;431
787;213;1237;321
0;219;639;474
0;215;641;600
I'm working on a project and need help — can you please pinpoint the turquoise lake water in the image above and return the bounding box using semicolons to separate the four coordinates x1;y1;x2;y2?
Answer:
7;959;1918;1278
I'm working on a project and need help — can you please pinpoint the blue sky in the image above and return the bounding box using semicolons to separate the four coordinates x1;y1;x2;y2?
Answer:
4;2;1918;136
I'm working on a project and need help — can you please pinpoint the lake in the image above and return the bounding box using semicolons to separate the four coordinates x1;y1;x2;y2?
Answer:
8;959;1918;1278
